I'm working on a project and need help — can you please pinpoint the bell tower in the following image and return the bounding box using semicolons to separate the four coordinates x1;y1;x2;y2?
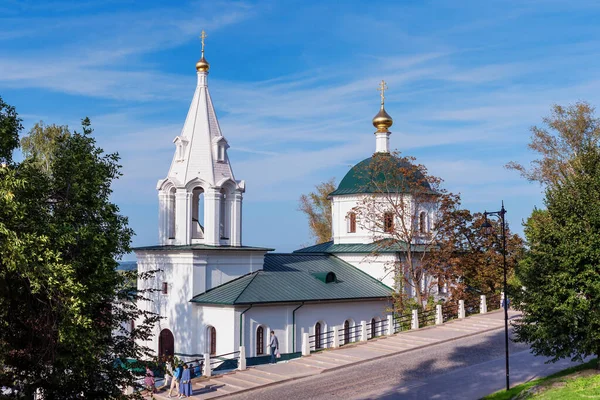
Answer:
156;31;245;247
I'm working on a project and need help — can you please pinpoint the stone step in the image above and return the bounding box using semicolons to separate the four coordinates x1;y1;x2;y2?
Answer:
241;368;284;383
216;373;261;390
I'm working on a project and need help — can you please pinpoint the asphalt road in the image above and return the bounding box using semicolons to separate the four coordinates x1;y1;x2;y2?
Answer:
228;328;586;400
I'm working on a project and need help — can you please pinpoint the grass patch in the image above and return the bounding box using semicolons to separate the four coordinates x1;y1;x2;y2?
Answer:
481;358;598;400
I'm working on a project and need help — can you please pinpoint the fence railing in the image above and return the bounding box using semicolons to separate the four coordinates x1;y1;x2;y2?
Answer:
487;293;501;311
338;324;362;346
393;312;412;333
442;301;459;323
309;329;335;352
366;319;388;339
465;296;480;317
419;308;437;327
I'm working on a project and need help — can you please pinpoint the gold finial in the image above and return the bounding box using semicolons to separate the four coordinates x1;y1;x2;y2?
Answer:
372;80;393;133
377;80;388;106
196;30;210;72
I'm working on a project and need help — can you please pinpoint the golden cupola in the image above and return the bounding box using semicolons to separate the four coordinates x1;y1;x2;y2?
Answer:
196;30;210;72
372;80;393;133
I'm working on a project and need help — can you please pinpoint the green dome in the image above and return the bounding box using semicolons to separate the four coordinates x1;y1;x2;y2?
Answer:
329;154;431;196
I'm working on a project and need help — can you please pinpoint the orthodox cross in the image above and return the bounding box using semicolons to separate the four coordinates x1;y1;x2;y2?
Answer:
200;30;207;56
377;80;388;106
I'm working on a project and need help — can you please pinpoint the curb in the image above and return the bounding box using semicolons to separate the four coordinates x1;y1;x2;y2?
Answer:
202;312;518;399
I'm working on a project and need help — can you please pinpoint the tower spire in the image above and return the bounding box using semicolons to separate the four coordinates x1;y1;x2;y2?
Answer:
372;80;393;153
196;30;210;72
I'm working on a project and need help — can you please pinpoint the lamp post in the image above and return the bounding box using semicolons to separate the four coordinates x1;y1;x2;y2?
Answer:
481;201;509;391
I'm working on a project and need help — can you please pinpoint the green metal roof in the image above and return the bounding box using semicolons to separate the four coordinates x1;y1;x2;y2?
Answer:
190;253;392;305
329;154;432;196
293;240;430;254
133;244;273;252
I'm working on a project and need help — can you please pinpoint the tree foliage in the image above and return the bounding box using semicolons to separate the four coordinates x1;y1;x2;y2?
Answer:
351;151;461;307
513;145;600;363
21;120;71;172
0;96;22;165
506;101;600;188
0;104;159;398
298;178;336;244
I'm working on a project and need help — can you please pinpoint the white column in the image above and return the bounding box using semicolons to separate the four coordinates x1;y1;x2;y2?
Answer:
332;326;340;348
175;189;191;245
435;304;443;325
360;320;367;342
459;300;465;319
480;295;488;314
158;191;169;244
387;315;394;335
411;310;419;329
301;332;310;356
375;131;390;153
238;346;246;370
203;353;211;377
231;190;243;246
204;188;221;246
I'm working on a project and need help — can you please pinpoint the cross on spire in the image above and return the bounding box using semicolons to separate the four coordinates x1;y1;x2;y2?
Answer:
377;80;388;106
200;30;207;56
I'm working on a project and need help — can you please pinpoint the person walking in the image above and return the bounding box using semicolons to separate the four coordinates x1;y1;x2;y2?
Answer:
160;357;172;390
269;330;279;364
178;364;192;398
144;365;156;397
169;363;182;398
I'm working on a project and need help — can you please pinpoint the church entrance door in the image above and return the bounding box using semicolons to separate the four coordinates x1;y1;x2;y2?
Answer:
159;329;175;358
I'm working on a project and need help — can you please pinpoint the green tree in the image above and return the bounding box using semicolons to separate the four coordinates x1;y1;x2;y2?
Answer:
0;110;159;398
506;101;600;188
298;178;336;244
0;96;22;164
21;120;71;172
513;145;600;364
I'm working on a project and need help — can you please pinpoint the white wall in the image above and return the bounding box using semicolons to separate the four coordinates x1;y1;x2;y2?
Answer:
241;299;391;357
135;249;265;359
336;253;397;289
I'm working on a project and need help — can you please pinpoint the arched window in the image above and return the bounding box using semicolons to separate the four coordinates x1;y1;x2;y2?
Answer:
344;320;350;344
159;329;174;358
371;318;376;338
419;211;427;234
168;188;176;239
208;326;216;356
315;322;322;349
256;326;264;355
348;212;356;233
384;212;394;233
192;188;205;239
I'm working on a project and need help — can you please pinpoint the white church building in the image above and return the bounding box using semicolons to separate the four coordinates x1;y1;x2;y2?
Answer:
135;35;439;363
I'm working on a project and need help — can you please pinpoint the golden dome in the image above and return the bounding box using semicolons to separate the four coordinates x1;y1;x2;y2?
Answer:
196;56;210;72
372;105;393;133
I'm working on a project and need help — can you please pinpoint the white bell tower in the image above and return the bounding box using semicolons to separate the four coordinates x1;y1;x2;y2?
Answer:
156;31;245;247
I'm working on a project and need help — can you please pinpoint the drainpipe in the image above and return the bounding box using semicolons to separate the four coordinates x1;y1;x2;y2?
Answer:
292;302;305;353
239;305;253;347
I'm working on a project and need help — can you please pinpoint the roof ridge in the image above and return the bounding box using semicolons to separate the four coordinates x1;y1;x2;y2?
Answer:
329;254;394;292
232;270;261;303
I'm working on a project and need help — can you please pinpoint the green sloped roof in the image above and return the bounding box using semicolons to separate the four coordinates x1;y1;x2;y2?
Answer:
190;253;392;305
329;154;432;196
134;244;273;252
293;240;430;254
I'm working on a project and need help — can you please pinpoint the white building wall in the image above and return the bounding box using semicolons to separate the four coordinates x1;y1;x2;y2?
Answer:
241;300;391;357
135;249;266;359
335;253;398;290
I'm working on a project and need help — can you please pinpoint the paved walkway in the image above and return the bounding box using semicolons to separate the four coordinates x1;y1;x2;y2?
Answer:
150;310;516;399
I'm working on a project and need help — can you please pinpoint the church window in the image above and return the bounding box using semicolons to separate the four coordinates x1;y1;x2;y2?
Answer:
218;145;225;162
209;326;216;355
344;320;350;344
130;319;135;333
348;212;356;233
384;212;394;233
370;318;376;338
419;211;427;234
162;282;168;295
315;322;322;349
256;326;265;355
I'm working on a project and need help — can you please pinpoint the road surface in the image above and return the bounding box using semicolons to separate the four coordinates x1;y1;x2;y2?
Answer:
229;328;585;400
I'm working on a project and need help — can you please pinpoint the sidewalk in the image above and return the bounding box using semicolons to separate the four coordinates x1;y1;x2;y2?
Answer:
150;310;518;399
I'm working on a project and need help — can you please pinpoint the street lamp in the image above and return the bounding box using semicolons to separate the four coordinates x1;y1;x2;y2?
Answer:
482;201;509;391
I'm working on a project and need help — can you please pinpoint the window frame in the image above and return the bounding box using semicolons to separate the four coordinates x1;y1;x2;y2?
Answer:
384;212;394;233
162;282;168;295
348;212;356;233
209;326;217;356
256;326;265;355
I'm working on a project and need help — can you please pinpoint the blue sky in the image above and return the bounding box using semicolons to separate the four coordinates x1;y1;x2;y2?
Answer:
2;0;600;258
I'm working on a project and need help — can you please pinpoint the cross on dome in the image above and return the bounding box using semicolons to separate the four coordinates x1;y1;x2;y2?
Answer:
196;29;210;72
377;80;388;106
